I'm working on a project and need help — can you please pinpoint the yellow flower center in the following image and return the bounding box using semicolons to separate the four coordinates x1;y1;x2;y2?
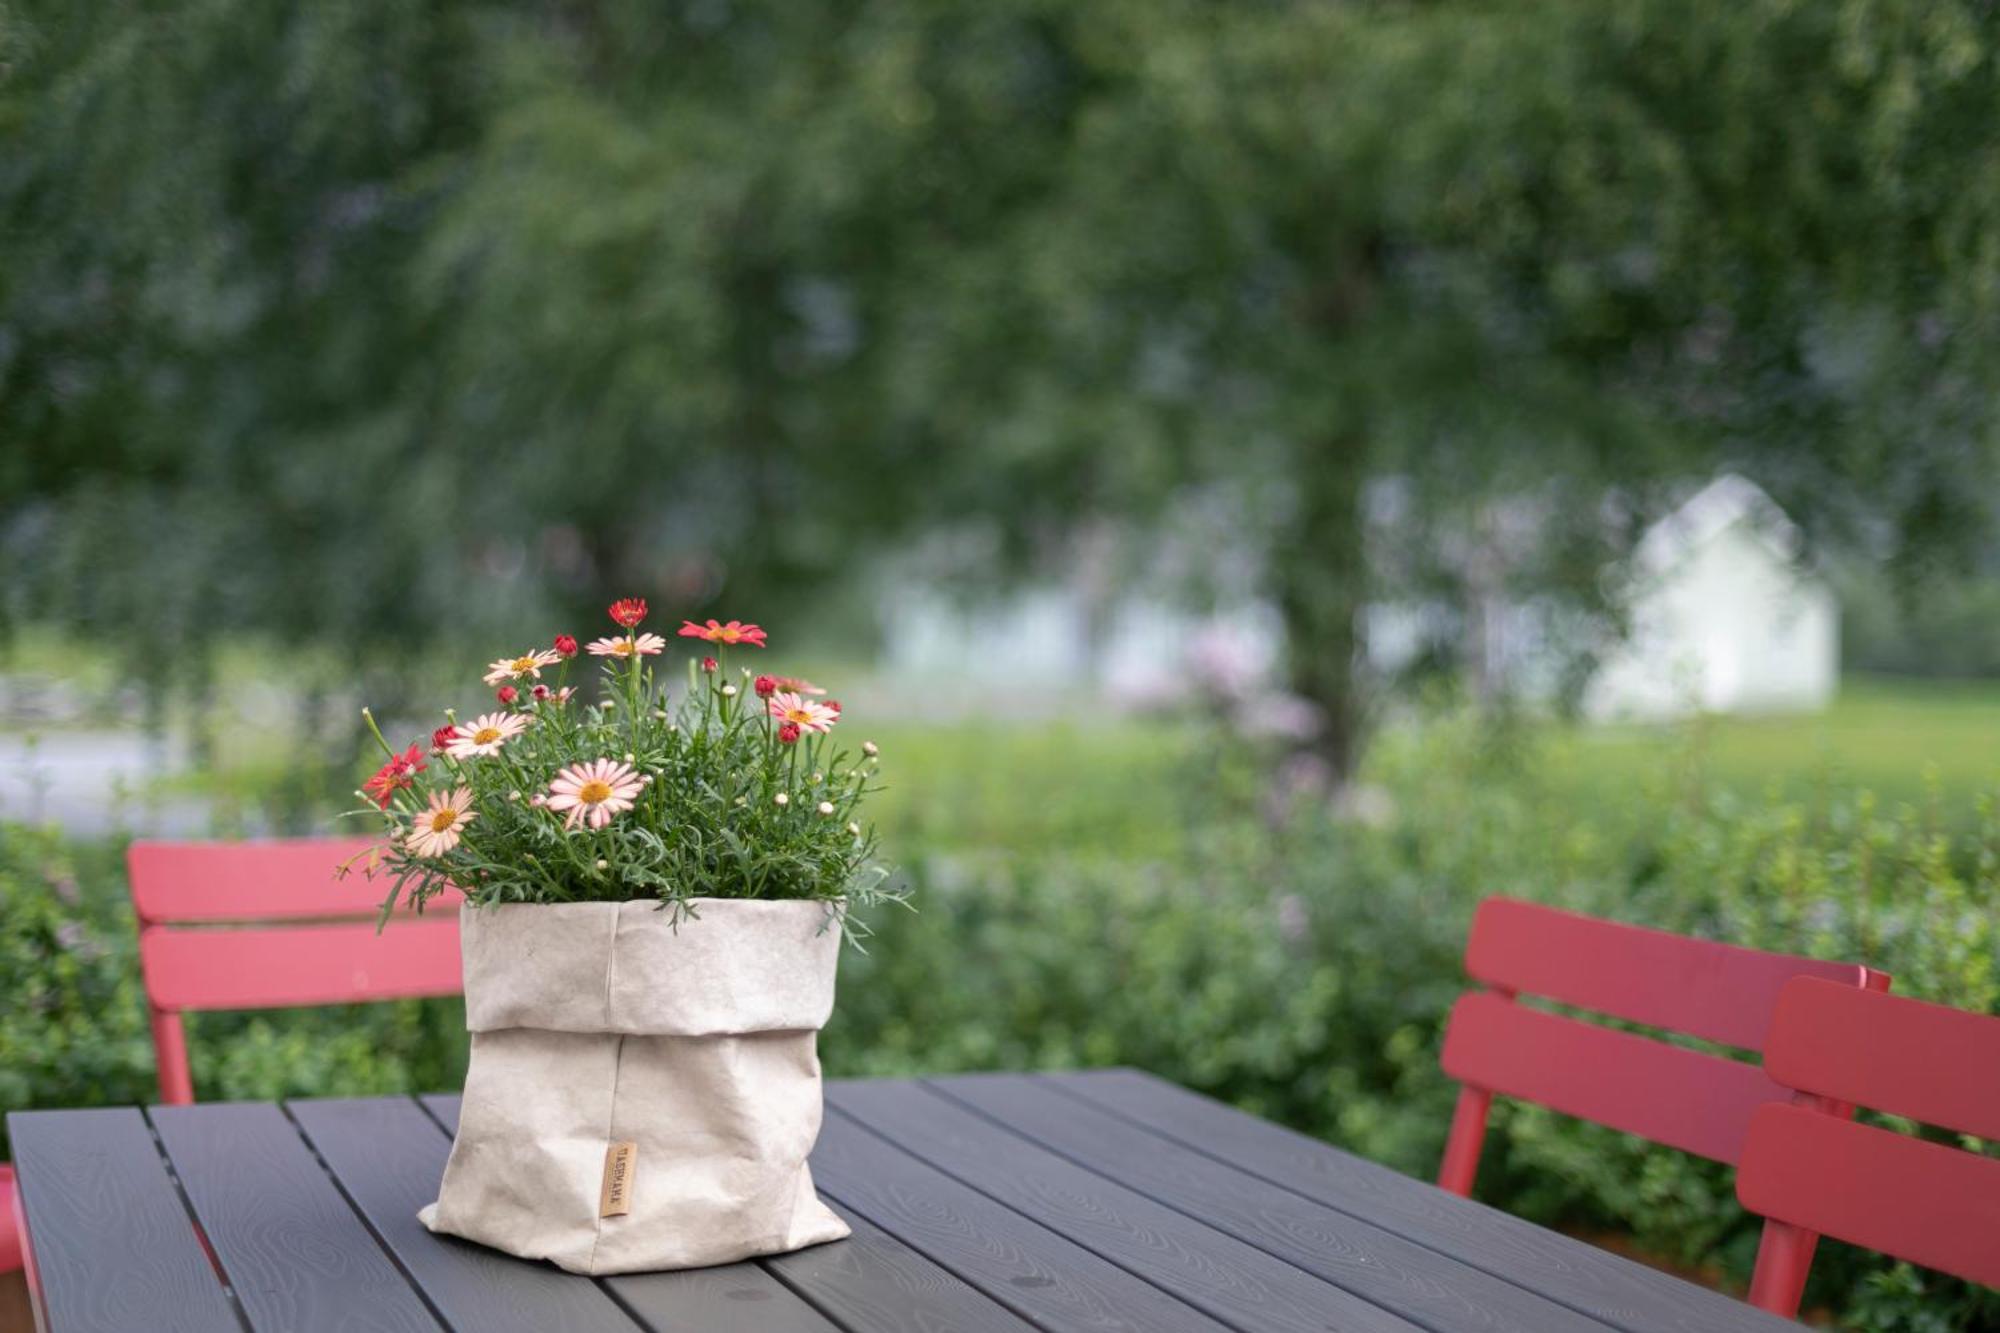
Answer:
511;656;538;673
472;727;502;745
429;808;459;833
612;640;634;656
577;779;614;805
784;708;810;724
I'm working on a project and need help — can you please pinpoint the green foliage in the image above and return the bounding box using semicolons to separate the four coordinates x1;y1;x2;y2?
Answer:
7;714;2000;1327
355;622;890;917
0;823;467;1159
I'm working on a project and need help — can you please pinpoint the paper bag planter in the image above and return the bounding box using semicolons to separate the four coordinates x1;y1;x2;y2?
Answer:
419;897;851;1274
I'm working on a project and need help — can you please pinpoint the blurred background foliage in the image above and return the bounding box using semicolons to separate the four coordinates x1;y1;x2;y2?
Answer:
7;0;2000;777
9;1;2000;1329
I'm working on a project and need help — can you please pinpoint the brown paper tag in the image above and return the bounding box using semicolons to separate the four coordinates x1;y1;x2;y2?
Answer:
600;1141;637;1217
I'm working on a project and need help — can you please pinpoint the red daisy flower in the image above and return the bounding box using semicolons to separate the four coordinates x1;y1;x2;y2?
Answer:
608;598;648;628
777;721;802;744
701;656;719;673
496;685;518;705
430;724;457;755
753;675;777;698
678;619;767;648
363;743;426;808
554;634;578;657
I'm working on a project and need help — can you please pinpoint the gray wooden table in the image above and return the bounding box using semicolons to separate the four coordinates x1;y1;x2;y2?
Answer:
8;1069;1800;1333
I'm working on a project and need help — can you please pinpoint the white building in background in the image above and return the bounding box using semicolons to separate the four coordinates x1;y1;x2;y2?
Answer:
880;474;1839;722
1584;475;1838;720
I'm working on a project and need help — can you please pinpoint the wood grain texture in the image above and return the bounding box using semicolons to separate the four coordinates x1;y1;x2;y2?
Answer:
1050;1069;1802;1333
422;1093;1011;1333
936;1073;1610;1333
6;1108;239;1333
603;1265;844;1333
286;1097;640;1333
764;1210;1034;1333
814;1108;1226;1332
150;1101;439;1333
828;1079;1421;1333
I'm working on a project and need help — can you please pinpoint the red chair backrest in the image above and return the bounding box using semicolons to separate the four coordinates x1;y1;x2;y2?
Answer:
1739;978;2000;1289
128;838;463;1101
1441;897;1889;1164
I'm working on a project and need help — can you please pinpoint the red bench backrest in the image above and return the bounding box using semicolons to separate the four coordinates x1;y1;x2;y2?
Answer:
1740;978;2000;1313
127;838;463;1104
1436;897;1888;1195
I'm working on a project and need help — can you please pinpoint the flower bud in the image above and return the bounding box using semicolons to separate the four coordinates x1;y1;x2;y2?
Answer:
721;684;738;698
862;741;879;757
817;801;835;816
774;792;789;807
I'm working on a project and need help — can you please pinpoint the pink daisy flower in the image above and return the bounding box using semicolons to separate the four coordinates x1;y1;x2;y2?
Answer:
406;787;476;857
767;691;839;733
544;758;649;831
446;711;531;758
483;648;562;686
587;633;668;659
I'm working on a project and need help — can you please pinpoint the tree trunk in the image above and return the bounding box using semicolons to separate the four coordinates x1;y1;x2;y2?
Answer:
1272;438;1369;783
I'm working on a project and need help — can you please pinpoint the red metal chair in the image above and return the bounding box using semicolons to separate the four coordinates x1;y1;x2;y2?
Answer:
1437;896;1889;1196
1739;978;2000;1316
1;1163;17;1273
127;837;463;1104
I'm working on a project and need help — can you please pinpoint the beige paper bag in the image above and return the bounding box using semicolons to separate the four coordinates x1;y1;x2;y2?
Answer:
418;898;851;1274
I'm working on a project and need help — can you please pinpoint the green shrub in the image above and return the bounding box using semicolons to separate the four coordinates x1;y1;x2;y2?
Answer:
5;711;1999;1330
0;823;467;1159
831;716;2000;1332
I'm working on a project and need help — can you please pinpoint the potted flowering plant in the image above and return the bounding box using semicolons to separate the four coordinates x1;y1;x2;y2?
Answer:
348;598;894;1275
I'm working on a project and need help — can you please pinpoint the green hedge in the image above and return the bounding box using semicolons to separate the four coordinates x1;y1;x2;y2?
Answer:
5;718;1998;1330
0;826;467;1138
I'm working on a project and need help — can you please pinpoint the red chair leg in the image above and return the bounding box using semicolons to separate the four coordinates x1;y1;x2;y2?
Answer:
151;1007;196;1105
1437;1084;1492;1196
1747;1218;1819;1317
0;1164;18;1273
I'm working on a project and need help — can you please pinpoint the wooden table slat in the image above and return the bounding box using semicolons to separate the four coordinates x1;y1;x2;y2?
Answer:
1049;1069;1803;1333
827;1078;1425;1333
6;1108;241;1333
421;1093;1028;1333
150;1102;443;1333
598;1266;845;1333
937;1072;1614;1333
13;1078;1804;1333
285;1097;642;1333
764;1211;1036;1333
812;1108;1229;1332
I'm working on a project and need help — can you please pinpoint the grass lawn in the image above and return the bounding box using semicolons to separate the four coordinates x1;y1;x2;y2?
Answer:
1546;675;2000;816
16;629;2000;844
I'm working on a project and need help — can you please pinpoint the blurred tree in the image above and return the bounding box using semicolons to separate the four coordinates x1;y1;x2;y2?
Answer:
4;0;1998;784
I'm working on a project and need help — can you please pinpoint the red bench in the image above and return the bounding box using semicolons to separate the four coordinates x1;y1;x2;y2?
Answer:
1741;977;2000;1316
1438;896;1888;1195
127;837;463;1104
